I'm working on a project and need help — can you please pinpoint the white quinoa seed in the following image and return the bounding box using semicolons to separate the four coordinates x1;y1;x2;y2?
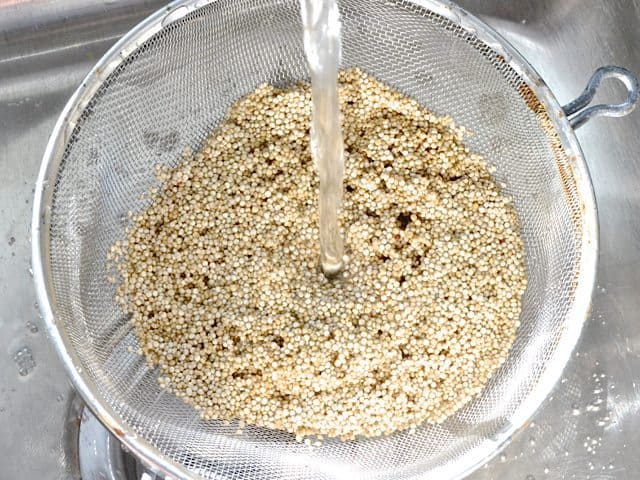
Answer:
111;68;527;441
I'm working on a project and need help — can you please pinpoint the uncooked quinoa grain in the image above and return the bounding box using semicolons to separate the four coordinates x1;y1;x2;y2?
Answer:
111;68;527;440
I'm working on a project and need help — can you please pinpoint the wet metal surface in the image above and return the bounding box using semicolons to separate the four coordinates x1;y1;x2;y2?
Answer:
1;0;639;478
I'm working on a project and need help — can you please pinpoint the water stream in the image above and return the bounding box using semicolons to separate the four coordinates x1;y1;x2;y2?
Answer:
299;0;345;277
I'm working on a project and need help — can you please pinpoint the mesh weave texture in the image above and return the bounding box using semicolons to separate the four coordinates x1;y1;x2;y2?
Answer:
46;0;584;478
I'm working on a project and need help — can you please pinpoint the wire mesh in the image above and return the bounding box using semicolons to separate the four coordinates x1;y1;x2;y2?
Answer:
43;0;588;478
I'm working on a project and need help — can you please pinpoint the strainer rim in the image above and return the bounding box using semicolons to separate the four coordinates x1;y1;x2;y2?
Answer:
31;0;598;479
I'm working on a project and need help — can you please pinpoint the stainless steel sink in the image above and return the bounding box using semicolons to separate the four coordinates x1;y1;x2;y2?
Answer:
1;1;639;478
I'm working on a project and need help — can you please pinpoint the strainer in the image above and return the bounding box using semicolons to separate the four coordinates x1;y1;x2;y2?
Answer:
32;1;639;479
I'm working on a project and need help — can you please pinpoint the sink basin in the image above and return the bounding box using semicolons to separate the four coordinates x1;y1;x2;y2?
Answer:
1;0;638;478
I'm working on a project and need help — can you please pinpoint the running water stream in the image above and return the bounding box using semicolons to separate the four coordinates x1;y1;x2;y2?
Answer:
299;0;346;277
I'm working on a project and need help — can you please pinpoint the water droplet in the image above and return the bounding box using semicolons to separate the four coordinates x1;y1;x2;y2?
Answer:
526;475;535;480
544;467;549;474
500;453;507;463
8;236;15;246
608;462;615;470
28;267;34;277
572;406;581;416
56;394;64;403
13;347;36;376
561;377;568;384
564;450;569;457
586;403;601;412
26;321;39;333
529;437;536;447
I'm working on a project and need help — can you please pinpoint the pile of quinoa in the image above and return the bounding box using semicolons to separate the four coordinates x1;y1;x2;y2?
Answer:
110;68;527;440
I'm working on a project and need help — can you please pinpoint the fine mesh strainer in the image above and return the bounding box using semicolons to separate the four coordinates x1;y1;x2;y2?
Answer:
32;1;639;479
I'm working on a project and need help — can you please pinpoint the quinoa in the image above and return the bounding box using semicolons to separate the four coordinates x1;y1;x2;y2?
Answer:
110;68;527;440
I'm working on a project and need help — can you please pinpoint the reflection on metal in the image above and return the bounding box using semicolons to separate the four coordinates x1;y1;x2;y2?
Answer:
79;406;154;480
1;0;640;479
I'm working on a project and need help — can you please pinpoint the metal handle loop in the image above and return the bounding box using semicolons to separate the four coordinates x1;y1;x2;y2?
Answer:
562;66;639;129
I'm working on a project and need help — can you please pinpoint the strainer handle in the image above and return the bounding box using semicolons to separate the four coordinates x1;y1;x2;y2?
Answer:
562;66;639;129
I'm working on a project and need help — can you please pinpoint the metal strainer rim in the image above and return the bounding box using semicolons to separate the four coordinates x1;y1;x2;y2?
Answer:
31;0;598;478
